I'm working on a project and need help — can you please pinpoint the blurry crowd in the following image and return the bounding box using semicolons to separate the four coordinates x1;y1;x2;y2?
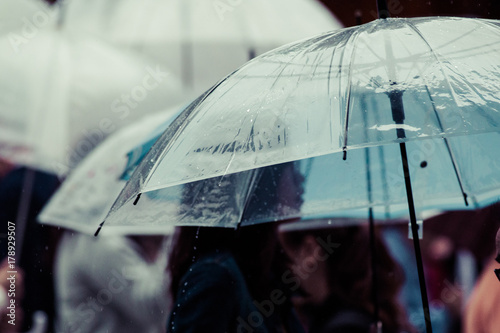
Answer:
2;155;500;333
1;1;500;333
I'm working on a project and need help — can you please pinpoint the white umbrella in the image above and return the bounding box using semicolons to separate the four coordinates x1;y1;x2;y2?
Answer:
62;0;343;96
0;28;184;177
38;107;182;235
0;0;57;36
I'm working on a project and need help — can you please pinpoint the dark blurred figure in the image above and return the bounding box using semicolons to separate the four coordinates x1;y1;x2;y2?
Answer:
278;221;415;333
0;166;61;332
168;162;306;333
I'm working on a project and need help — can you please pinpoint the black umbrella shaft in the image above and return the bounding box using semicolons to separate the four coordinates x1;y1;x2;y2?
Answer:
400;142;433;333
389;90;433;333
389;90;405;139
368;207;380;323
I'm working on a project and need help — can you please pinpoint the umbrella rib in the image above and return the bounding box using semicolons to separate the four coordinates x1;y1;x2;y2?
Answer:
423;85;471;207
405;21;500;128
341;30;362;160
480;19;500;39
361;94;382;323
369;95;391;218
327;41;337;148
406;21;496;208
266;33;334;93
237;169;262;229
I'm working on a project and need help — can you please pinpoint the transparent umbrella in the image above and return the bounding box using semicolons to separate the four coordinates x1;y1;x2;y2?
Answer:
62;0;343;96
103;16;500;218
100;16;500;333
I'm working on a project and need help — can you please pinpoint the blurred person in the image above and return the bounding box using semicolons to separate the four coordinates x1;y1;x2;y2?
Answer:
0;157;15;180
382;226;454;333
463;255;500;333
54;231;171;333
0;258;24;333
278;221;415;333
168;162;306;333
0;165;61;332
462;227;500;332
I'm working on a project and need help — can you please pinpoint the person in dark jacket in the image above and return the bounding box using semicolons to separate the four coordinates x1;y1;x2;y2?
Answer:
0;166;61;332
168;162;305;333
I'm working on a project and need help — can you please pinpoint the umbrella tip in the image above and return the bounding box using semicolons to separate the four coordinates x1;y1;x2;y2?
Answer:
133;193;142;206
343;149;347;160
94;222;103;237
464;193;469;207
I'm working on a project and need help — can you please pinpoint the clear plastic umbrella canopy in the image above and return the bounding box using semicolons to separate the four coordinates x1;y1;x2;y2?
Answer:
101;17;500;231
0;28;183;176
38;108;182;235
62;0;343;96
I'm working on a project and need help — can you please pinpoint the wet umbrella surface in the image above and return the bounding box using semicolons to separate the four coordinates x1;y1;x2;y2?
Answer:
100;16;500;333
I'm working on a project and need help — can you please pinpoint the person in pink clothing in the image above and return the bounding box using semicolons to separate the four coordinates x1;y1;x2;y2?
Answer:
463;228;500;332
463;257;500;333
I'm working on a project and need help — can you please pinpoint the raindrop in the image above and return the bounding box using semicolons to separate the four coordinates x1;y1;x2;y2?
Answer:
420;161;428;168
